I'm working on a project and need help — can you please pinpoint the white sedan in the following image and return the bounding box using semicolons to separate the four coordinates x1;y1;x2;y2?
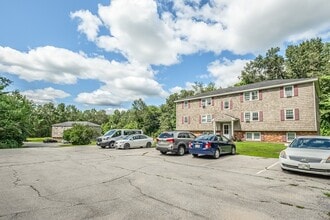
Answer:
115;134;153;149
279;136;330;176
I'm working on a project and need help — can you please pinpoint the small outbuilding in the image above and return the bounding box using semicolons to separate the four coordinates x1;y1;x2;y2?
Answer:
52;121;101;140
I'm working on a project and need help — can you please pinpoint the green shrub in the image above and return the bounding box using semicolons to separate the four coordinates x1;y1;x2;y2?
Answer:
63;124;99;145
0;139;21;149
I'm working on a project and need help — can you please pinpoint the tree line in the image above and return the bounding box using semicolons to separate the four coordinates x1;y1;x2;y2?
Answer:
0;38;329;148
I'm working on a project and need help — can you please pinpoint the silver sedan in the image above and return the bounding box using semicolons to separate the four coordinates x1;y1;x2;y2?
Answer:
115;134;153;149
279;136;330;176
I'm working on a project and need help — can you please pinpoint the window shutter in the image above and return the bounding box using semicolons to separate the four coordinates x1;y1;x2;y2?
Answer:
294;85;298;96
182;102;184;109
295;108;299;120
221;101;223;110
280;110;285;121
240;93;243;103
280;87;284;98
199;99;202;108
259;90;263;100
259;111;263;122
241;112;244;122
199;115;201;124
188;116;191;124
230;100;233;110
212;97;214;106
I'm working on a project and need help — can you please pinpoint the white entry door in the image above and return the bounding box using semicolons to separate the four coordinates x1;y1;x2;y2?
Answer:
223;124;231;139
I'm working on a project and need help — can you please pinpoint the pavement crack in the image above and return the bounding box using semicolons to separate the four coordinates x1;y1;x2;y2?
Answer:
30;185;42;197
128;179;207;219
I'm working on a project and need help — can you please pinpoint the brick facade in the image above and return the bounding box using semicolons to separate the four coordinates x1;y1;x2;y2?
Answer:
175;79;320;142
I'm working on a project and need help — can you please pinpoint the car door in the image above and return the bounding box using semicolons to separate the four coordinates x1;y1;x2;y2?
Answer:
130;135;139;148
217;135;231;153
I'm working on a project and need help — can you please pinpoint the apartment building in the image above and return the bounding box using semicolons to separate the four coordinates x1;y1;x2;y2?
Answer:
175;78;320;142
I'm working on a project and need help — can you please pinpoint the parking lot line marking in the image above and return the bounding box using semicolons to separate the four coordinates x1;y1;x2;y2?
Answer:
256;161;280;175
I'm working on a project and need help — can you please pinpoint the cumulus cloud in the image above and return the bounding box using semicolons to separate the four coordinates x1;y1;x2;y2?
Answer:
70;10;102;41
21;87;70;104
0;46;167;106
207;59;249;88
169;82;195;94
72;0;330;61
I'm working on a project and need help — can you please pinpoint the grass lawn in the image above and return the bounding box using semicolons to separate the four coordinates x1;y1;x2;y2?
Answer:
235;141;286;158
26;137;50;142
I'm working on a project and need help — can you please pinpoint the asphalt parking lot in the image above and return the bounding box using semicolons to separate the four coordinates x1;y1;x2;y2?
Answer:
0;145;329;220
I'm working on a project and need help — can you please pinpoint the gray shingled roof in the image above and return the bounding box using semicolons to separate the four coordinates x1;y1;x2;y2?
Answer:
52;121;100;127
176;78;318;102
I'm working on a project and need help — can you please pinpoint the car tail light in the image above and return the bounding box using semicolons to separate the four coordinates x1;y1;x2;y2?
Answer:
326;156;330;163
189;142;192;148
205;142;211;149
167;138;175;143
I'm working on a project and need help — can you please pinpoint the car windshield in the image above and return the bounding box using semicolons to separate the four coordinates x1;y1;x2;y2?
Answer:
159;133;173;138
290;138;330;150
104;129;116;136
195;135;214;141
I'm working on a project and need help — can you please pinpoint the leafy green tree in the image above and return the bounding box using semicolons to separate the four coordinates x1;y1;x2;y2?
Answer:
0;80;34;148
63;124;98;145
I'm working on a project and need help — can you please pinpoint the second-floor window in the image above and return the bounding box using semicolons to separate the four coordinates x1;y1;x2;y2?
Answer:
201;98;212;107
224;101;229;109
284;86;293;97
244;91;259;101
184;101;189;108
201;114;212;123
184;116;188;124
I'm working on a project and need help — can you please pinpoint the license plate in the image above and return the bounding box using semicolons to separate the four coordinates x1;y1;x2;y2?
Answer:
195;144;200;148
298;163;310;170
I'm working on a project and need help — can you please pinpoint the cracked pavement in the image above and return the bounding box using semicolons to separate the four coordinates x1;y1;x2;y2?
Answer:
0;145;329;220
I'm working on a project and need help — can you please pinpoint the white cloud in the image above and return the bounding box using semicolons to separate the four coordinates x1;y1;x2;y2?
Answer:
0;46;167;106
207;59;249;88
70;10;102;41
169;82;195;94
21;87;70;104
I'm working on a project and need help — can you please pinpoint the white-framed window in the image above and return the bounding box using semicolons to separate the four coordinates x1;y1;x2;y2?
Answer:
184;101;189;108
246;132;261;141
224;101;229;109
201;114;212;123
244;112;251;122
285;109;294;120
286;132;296;142
244;90;259;101
244;111;259;122
201;98;212;107
284;86;293;97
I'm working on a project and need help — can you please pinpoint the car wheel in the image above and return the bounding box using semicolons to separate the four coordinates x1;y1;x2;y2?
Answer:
192;154;198;157
109;141;115;148
124;143;130;149
231;147;236;155
160;151;167;155
213;148;220;159
146;142;151;148
177;146;185;156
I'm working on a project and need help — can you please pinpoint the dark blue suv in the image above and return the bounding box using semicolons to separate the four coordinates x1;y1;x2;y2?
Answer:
189;134;236;159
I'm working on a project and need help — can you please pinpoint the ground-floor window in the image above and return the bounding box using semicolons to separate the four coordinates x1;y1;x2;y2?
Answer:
245;132;261;141
286;132;296;142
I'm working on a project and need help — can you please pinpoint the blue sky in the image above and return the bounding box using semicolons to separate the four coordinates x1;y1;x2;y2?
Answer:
1;0;329;113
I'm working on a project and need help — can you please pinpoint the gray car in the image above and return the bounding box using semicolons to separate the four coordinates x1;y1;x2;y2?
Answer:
156;131;196;156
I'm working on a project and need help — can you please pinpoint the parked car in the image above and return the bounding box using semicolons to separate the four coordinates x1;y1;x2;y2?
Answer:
96;129;143;148
156;131;196;156
43;138;58;143
189;134;236;159
115;134;153;149
279;136;330;176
